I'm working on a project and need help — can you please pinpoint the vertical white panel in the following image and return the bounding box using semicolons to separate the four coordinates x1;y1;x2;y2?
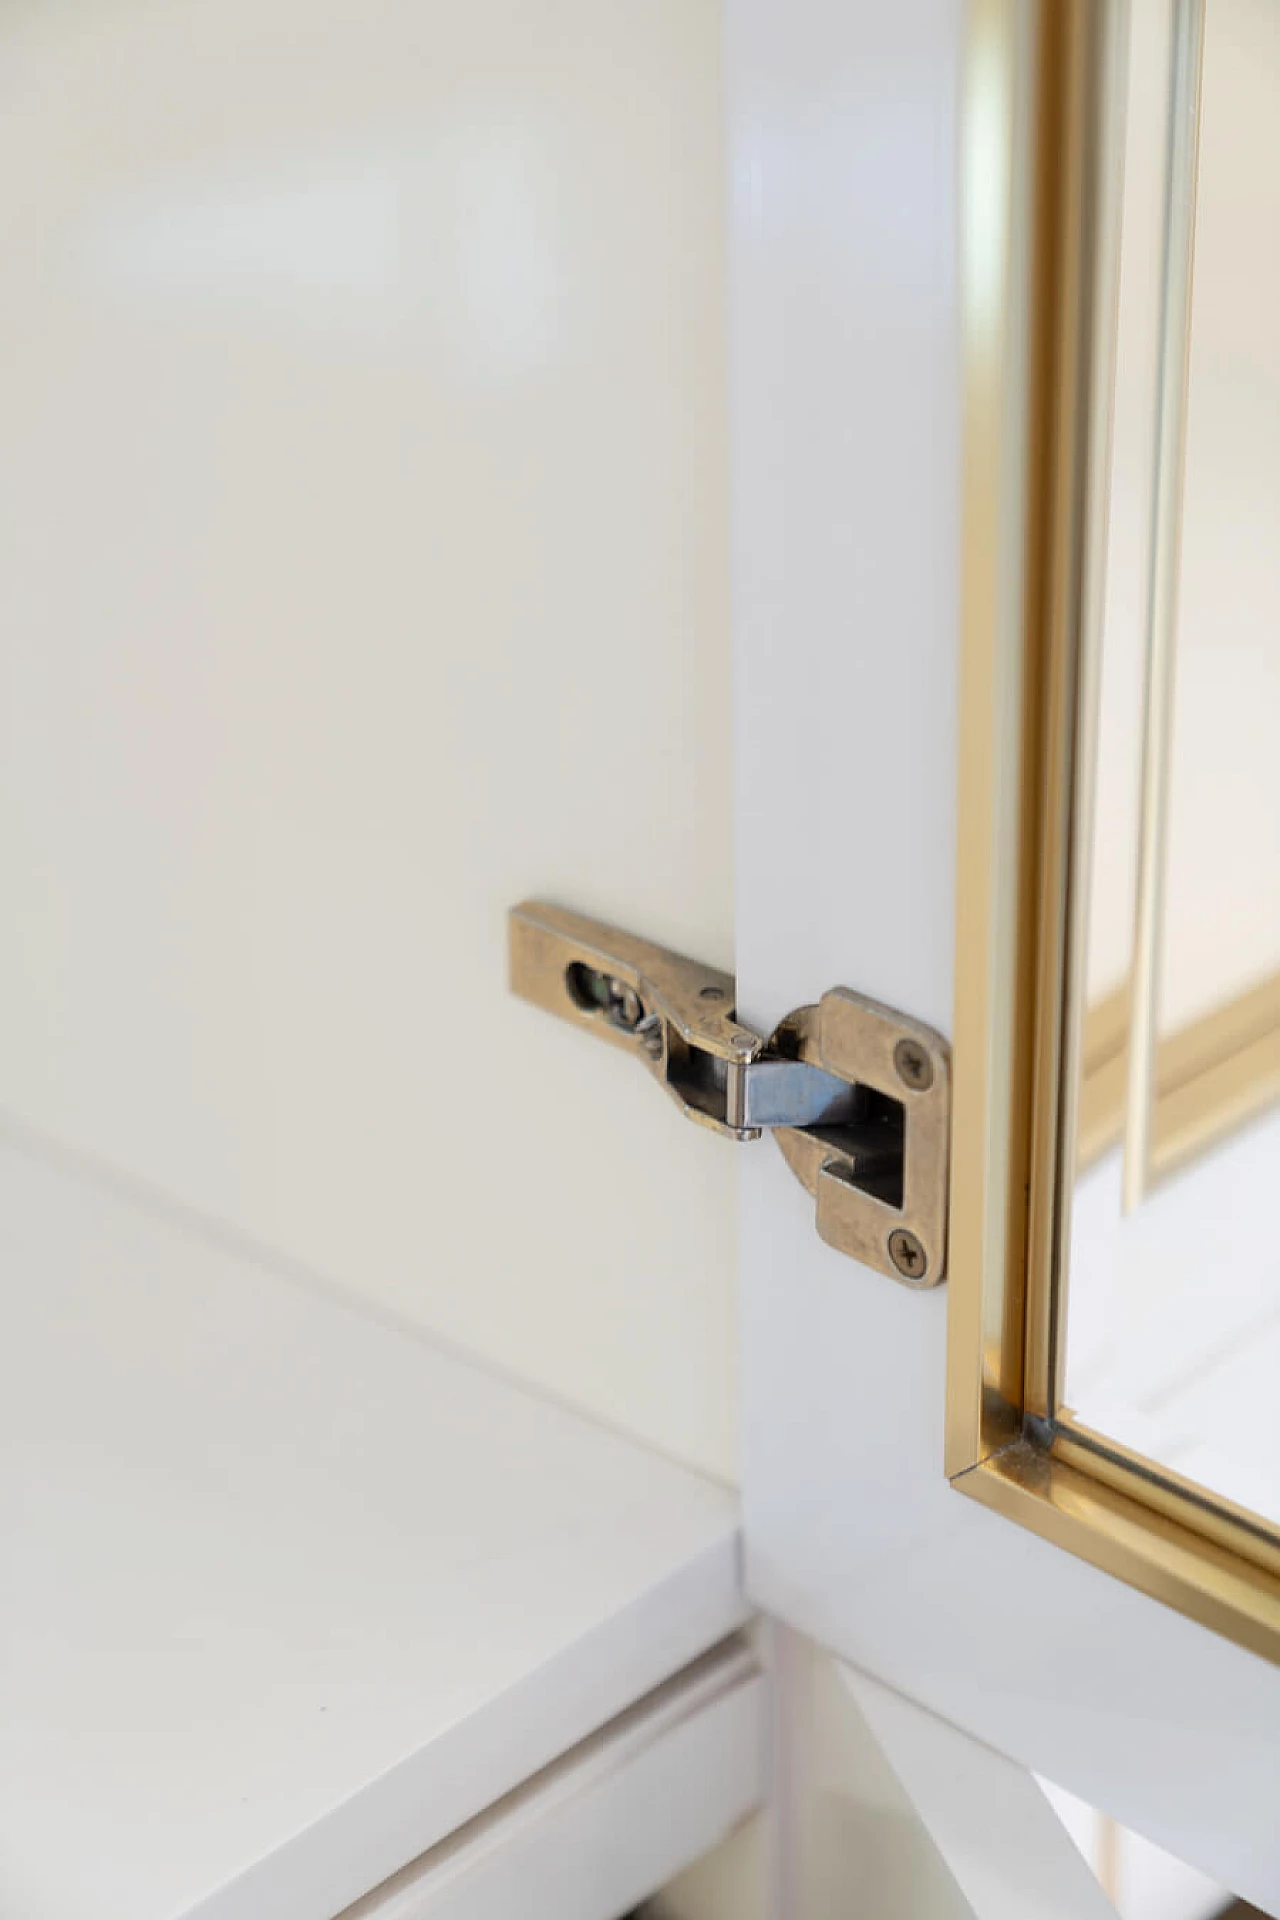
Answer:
0;0;736;1477
770;1630;975;1920
727;0;959;1040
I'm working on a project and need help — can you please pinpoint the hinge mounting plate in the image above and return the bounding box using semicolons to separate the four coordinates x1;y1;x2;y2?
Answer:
509;901;951;1287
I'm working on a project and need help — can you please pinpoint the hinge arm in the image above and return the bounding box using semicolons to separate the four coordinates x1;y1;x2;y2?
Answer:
508;901;951;1287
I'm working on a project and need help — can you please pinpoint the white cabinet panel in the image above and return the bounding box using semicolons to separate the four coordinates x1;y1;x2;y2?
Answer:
0;0;736;1479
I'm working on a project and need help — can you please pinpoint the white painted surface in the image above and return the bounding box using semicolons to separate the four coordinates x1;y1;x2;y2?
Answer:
728;0;1280;1908
1040;1779;1227;1920
0;0;737;1482
0;1138;746;1920
844;1669;1117;1920
769;1629;973;1920
342;1639;764;1920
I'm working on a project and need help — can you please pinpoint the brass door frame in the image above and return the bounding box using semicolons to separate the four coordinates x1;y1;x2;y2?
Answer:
946;0;1280;1664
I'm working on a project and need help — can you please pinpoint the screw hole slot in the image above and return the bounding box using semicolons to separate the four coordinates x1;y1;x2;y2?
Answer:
565;962;643;1031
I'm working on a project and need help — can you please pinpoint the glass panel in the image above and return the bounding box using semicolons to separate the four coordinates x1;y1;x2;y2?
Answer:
1064;0;1280;1525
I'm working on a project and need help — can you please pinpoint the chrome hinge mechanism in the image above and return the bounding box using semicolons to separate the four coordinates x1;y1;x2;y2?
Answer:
509;901;952;1288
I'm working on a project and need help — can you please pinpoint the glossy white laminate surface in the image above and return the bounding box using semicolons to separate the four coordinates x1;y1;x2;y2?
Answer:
0;1138;745;1920
0;0;737;1481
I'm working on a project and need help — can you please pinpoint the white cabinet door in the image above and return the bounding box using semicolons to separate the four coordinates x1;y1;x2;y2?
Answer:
727;0;1280;1910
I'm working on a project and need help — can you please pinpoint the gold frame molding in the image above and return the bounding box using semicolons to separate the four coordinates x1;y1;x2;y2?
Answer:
947;0;1280;1664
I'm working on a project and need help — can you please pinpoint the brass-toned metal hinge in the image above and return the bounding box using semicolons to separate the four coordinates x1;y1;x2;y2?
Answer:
509;901;951;1288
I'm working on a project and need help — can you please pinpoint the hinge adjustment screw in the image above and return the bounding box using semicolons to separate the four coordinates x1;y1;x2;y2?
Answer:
893;1037;934;1092
887;1228;928;1282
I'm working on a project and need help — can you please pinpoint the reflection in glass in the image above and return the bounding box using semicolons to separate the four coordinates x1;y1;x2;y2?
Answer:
1064;0;1280;1524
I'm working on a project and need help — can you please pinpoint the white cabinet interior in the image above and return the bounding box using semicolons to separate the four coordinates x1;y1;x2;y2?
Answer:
0;0;737;1484
0;1139;752;1920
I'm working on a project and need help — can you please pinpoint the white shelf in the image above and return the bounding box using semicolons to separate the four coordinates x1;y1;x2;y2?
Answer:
344;1636;765;1920
0;1139;747;1920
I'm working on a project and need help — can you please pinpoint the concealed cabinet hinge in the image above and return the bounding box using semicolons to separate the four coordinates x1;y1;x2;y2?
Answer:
509;902;951;1288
